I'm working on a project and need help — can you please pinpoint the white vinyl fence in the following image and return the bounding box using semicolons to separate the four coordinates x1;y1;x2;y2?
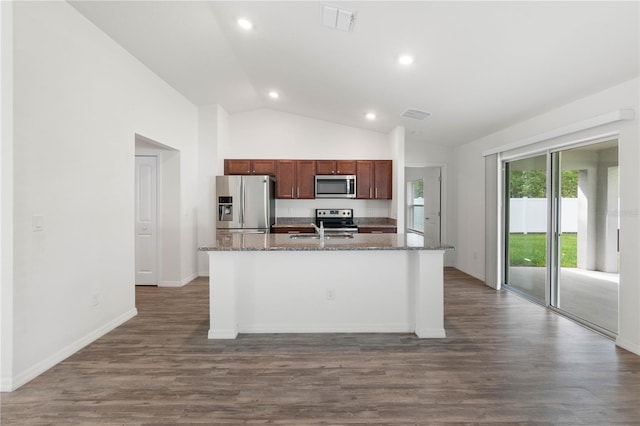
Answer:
509;198;578;233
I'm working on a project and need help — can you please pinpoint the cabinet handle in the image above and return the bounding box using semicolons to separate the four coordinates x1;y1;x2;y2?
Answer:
291;186;294;198
369;188;372;198
375;187;378;198
297;187;300;198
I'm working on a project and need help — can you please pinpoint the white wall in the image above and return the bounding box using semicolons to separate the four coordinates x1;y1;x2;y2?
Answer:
197;104;228;276
6;2;198;390
227;109;391;159
389;126;405;229
453;77;640;355
0;0;15;392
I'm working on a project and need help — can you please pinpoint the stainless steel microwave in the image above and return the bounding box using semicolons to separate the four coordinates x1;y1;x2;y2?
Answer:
315;175;356;198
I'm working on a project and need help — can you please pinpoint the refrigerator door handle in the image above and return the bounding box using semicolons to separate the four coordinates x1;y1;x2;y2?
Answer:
240;180;245;225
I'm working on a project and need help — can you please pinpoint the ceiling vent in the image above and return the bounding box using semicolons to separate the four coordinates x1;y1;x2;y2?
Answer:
401;108;431;120
322;5;355;32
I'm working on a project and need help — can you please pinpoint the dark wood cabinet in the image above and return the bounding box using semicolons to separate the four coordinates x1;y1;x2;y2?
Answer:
373;160;392;199
275;160;316;199
356;160;392;199
316;160;356;175
271;226;315;234
356;161;374;199
358;226;397;234
224;157;390;199
224;159;276;175
252;159;276;175
224;159;252;175
295;160;316;199
275;160;296;199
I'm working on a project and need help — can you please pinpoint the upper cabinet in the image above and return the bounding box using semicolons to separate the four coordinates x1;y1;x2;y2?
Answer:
224;158;390;200
275;160;316;199
224;159;276;176
356;160;392;199
315;160;357;175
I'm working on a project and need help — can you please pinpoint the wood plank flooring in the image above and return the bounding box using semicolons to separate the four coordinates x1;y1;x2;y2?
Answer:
2;268;639;424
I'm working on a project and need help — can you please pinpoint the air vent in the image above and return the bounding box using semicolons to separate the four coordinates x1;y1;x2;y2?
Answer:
401;109;431;120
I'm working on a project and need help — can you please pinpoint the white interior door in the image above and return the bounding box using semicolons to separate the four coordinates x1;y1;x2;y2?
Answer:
135;155;158;285
424;167;441;245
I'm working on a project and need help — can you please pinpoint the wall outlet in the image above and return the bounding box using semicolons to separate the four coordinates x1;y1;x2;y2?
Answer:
91;293;100;307
326;288;336;301
32;215;44;232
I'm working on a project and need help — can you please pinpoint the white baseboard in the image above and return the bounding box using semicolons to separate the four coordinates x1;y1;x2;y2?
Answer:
208;329;238;339
0;377;13;393
5;308;137;392
159;280;183;287
415;327;447;338
239;323;414;334
181;272;199;286
616;336;640;356
158;272;199;288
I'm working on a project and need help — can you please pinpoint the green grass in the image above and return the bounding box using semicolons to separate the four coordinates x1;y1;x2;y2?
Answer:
509;233;577;268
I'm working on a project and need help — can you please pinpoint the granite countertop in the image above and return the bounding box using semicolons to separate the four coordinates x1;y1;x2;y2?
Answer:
199;232;453;252
272;217;397;229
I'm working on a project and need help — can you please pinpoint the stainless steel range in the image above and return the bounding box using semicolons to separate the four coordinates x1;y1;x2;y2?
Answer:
315;209;358;233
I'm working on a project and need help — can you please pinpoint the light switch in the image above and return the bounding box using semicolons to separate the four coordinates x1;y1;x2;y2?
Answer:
32;215;44;232
336;9;354;31
322;6;338;28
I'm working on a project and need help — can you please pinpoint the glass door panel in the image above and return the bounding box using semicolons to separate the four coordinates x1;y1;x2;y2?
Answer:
504;154;548;302
552;141;619;334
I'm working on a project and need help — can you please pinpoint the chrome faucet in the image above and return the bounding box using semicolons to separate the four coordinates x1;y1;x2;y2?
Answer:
311;221;325;239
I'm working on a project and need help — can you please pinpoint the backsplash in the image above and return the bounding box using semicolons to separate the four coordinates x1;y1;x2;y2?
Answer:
276;199;391;218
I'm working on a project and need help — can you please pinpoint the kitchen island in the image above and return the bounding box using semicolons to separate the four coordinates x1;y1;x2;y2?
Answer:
199;233;452;339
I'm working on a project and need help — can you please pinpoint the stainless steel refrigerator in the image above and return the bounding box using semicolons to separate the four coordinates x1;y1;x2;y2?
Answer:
216;175;275;233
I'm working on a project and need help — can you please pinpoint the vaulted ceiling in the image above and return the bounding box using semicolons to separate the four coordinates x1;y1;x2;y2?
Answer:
70;1;639;147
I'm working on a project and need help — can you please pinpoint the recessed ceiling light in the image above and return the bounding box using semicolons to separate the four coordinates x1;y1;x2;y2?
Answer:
268;91;279;99
365;112;376;120
398;55;414;65
237;18;253;30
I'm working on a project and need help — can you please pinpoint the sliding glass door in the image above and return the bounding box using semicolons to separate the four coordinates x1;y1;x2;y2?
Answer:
504;154;548;302
503;140;619;335
551;141;619;334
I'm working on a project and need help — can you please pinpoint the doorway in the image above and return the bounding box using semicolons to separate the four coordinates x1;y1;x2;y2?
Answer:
405;166;441;246
134;134;181;287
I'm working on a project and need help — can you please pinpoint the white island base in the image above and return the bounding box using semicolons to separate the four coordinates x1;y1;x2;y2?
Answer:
207;248;446;339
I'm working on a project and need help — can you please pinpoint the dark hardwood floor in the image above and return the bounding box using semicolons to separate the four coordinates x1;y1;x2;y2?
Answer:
2;268;639;424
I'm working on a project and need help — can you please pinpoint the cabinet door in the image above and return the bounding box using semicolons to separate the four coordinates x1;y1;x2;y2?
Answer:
316;160;335;175
252;159;276;175
356;160;374;199
296;160;316;199
374;160;393;199
358;226;397;234
335;160;356;175
275;160;296;199
224;159;252;175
